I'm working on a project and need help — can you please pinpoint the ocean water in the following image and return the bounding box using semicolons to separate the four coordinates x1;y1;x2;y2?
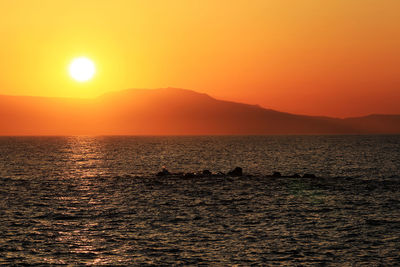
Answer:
0;135;399;265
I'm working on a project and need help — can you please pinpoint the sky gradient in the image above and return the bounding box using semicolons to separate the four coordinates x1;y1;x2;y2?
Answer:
1;0;399;117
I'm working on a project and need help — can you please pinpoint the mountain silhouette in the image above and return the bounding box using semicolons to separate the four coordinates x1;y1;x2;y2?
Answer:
1;87;400;135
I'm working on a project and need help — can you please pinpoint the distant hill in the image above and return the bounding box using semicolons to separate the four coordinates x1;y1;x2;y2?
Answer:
1;88;400;135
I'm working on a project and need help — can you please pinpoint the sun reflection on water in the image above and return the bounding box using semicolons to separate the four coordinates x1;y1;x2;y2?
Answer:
54;136;115;264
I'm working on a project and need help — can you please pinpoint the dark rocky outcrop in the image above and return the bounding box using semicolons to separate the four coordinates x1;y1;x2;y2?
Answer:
228;167;243;177
155;167;318;180
272;172;282;177
183;172;196;178
202;170;212;176
156;168;171;177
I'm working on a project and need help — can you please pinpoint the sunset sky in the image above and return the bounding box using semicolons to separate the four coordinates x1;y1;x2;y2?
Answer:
1;0;399;117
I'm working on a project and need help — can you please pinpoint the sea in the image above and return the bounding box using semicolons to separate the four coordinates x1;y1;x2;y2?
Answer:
0;135;399;265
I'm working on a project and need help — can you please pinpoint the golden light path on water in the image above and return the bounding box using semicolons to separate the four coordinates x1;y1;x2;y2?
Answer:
53;137;110;265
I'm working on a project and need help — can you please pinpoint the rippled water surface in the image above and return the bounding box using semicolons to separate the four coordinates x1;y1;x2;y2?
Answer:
0;136;399;265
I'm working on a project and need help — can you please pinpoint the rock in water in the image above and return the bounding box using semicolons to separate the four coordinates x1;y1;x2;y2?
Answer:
156;168;170;177
202;170;212;176
184;172;195;178
272;172;281;177
228;167;243;177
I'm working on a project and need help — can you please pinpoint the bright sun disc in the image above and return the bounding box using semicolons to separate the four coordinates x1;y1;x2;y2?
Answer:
69;57;95;82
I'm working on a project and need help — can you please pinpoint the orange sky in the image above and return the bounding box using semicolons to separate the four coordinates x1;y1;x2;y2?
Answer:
0;0;399;117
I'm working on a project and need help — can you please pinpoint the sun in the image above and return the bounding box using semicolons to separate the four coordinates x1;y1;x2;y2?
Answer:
69;57;96;82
